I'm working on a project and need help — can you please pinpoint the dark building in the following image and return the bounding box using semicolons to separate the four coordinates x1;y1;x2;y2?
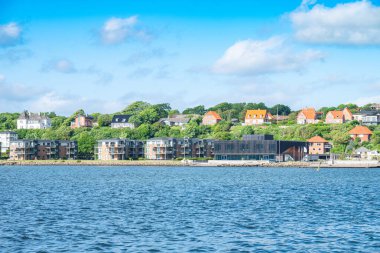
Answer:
214;135;307;161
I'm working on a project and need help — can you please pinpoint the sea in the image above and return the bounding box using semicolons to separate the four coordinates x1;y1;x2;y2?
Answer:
0;166;379;252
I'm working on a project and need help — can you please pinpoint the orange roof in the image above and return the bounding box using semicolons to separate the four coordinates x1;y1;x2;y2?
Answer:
308;136;328;143
343;107;353;117
298;108;316;120
204;111;222;120
349;126;373;135
245;109;268;119
327;110;344;119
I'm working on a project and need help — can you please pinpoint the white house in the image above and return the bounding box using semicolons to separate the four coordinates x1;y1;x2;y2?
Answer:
17;111;51;129
110;115;135;129
0;131;18;153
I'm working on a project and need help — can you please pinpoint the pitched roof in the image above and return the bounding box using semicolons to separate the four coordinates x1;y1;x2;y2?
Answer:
355;147;370;153
349;126;373;135
112;114;131;123
18;112;50;120
343;107;353;117
298;108;316;120
308;136;328;143
327;110;344;119
245;109;269;119
159;117;190;124
204;111;222;120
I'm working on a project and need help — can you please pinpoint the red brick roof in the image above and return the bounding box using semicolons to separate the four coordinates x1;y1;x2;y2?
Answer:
299;108;316;120
308;136;328;143
245;109;269;119
204;111;222;120
327;110;344;119
349;126;373;135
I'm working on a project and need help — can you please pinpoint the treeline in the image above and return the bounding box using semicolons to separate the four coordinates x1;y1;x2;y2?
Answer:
0;101;379;158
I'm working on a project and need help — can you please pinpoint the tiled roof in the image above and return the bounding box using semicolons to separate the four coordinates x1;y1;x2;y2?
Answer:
349;126;373;135
112;115;131;123
245;109;268;119
204;111;222;120
327;110;344;119
308;136;328;143
298;108;316;120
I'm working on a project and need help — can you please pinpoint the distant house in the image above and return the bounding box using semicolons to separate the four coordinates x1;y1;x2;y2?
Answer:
111;115;134;129
159;114;191;127
297;108;319;124
349;126;373;142
325;108;353;124
17;111;51;129
244;109;273;125
70;115;93;129
307;136;331;155
353;111;380;125
353;147;379;160
0;131;18;153
202;111;222;125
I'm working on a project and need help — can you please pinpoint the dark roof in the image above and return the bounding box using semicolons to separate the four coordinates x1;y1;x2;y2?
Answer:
112;115;131;123
0;131;17;134
355;110;380;116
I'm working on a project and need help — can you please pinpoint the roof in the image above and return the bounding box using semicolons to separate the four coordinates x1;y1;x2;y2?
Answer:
112;114;131;123
355;147;370;153
245;109;268;119
298;108;316;120
204;111;222;120
327;110;344;119
307;136;328;143
349;126;373;135
343;107;353;117
18;111;50;120
159;117;190;124
0;131;17;134
353;110;380;116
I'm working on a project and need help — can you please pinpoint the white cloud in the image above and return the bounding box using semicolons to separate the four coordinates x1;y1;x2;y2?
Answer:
213;37;323;75
100;16;150;44
0;22;22;47
43;59;77;73
290;1;380;45
353;95;380;106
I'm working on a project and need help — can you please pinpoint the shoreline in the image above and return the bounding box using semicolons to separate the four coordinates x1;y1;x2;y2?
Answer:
0;160;379;168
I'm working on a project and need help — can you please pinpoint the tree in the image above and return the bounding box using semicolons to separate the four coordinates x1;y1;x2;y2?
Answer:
182;105;206;115
269;104;291;116
122;101;150;115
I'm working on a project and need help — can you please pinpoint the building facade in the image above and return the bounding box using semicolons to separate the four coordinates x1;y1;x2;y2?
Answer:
325;108;353;124
95;139;144;160
17;111;51;129
71;115;93;129
111;115;135;129
9;140;78;160
0;131;18;153
244;109;273;125
202;111;222;126
214;135;307;161
307;136;331;155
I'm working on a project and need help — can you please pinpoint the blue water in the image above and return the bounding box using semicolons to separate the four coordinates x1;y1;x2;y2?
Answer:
0;166;379;252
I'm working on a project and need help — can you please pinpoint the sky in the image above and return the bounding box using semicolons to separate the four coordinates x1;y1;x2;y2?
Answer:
0;0;380;115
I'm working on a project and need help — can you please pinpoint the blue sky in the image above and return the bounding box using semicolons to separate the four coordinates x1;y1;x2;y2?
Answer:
0;0;380;115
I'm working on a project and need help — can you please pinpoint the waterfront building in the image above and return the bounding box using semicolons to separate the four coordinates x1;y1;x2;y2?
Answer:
70;114;93;129
349;126;373;142
244;109;273;125
95;139;144;160
0;131;18;153
17;111;51;129
202;111;222;125
110;115;135;129
9;140;78;160
213;135;307;161
297;108;320;124
145;137;214;160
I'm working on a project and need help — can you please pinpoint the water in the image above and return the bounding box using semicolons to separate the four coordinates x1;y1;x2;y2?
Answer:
0;166;379;252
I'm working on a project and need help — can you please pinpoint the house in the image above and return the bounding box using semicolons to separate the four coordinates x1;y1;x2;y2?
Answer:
353;147;379;160
352;110;380;125
94;139;144;160
159;114;191;127
9;140;78;160
297;108;319;124
202;111;222;125
144;137;214;160
17;111;51;129
349;126;373;142
244;109;273;125
307;136;331;156
213;134;307;161
111;115;135;129
70;114;93;129
325;108;353;124
0;131;18;153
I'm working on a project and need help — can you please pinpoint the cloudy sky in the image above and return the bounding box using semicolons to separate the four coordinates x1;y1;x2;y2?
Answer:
0;0;380;115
